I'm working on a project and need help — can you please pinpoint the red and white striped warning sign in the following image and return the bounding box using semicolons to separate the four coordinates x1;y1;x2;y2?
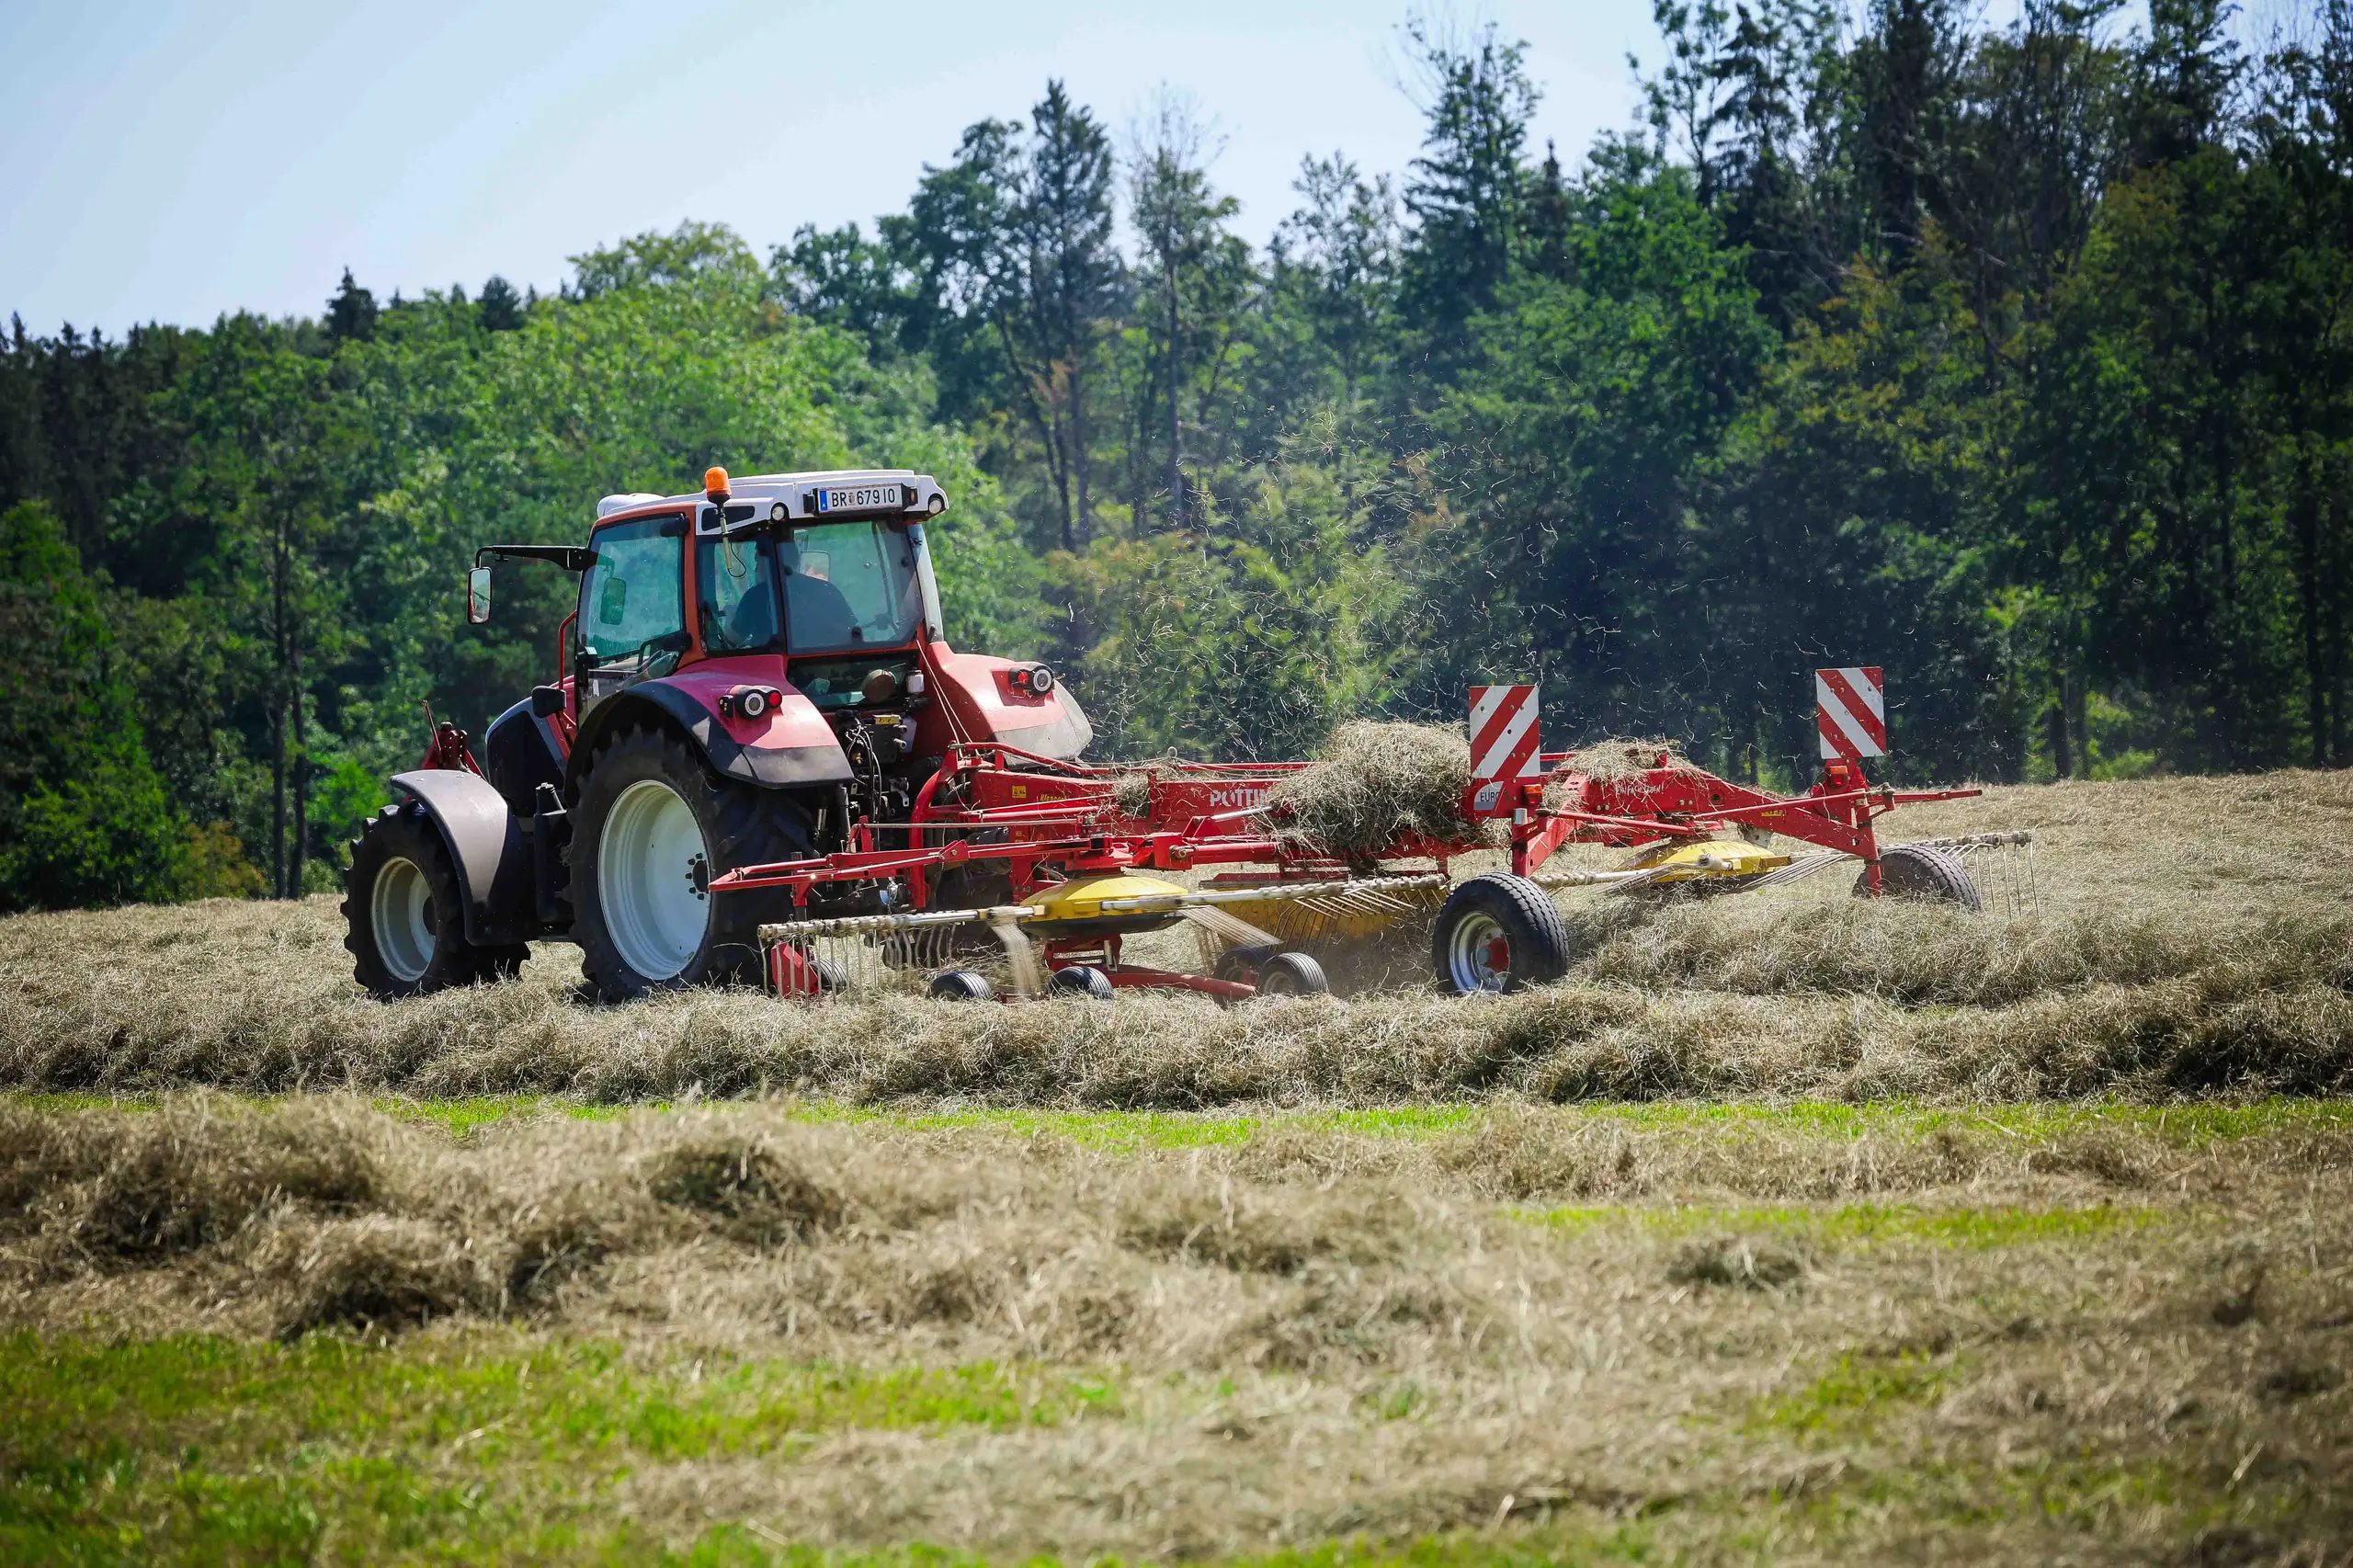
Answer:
1815;666;1887;760
1468;684;1544;781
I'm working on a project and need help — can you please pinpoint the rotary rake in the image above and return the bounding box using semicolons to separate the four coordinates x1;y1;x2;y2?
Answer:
710;668;1990;1001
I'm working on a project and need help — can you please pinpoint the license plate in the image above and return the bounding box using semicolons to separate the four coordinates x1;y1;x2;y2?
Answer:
814;483;904;515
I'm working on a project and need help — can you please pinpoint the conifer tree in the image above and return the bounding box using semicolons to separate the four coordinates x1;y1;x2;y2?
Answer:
324;268;378;345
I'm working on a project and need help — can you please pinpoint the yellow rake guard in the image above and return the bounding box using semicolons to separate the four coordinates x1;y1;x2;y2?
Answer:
1621;838;1792;881
755;873;1452;1000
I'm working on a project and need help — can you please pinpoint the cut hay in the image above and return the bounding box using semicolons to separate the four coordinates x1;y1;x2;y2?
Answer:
1108;771;1154;820
1565;735;1691;782
65;1097;381;1264
1263;721;1495;857
3;1097;2349;1559
1106;756;1231;822
646;1134;848;1244
256;1213;486;1335
1665;1234;1808;1290
4;897;2353;1106
1549;736;1702;813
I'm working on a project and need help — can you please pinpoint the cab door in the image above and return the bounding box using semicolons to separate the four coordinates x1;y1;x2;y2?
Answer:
576;512;688;719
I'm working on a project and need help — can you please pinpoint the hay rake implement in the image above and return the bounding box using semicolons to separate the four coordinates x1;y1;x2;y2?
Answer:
716;670;1986;1001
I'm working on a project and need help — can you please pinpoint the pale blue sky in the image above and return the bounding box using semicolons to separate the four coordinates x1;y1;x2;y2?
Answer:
3;0;2198;335
1;0;1676;333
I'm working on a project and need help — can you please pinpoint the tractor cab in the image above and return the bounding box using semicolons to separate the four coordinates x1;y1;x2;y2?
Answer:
565;466;948;722
465;465;1094;795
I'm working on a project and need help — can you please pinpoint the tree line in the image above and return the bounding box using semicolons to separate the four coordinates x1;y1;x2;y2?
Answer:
3;0;2349;912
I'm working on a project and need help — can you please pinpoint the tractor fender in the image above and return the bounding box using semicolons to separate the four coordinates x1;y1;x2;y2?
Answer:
387;769;538;946
568;673;854;791
481;696;566;819
930;649;1095;760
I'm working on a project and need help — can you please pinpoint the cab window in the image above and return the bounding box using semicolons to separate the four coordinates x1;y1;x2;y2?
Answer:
697;533;782;653
580;515;684;675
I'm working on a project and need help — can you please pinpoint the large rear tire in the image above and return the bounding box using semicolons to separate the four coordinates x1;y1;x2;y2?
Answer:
1431;872;1573;994
1854;842;1981;912
572;727;817;1003
344;804;499;999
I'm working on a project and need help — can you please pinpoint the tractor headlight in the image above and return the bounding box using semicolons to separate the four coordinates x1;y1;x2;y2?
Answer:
1030;665;1054;693
740;688;768;719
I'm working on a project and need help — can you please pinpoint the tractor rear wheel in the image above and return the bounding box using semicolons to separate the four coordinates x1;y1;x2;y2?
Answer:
1431;872;1573;995
344;804;501;999
572;726;816;1003
1854;842;1981;912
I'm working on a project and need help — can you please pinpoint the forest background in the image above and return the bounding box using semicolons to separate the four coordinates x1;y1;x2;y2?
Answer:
4;0;2349;911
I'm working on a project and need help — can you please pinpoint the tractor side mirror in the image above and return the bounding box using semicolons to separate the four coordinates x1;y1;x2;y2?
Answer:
466;566;492;625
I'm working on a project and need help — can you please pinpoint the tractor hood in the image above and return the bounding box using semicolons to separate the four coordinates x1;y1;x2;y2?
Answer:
570;657;854;790
929;648;1093;759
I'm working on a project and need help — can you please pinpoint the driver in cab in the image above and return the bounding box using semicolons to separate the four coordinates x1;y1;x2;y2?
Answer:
780;537;858;647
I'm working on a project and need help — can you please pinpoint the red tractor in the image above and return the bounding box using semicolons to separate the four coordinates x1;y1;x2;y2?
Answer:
348;465;1988;1006
345;467;1089;1001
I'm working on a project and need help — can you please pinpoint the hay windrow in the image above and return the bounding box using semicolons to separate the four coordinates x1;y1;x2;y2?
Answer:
4;907;2353;1105
2;1095;2342;1353
1262;720;1495;856
256;1213;487;1335
6;770;2353;1107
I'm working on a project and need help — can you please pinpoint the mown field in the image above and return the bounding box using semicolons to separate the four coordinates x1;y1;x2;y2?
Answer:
3;771;2351;1563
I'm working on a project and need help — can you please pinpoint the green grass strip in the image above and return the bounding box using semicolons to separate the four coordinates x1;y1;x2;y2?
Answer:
11;1092;2347;1152
1747;1349;1964;1437
1518;1200;2165;1249
0;1334;1119;1565
1;1334;1116;1461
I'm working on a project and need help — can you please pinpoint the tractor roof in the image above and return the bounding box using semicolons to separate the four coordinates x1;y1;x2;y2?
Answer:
597;470;947;521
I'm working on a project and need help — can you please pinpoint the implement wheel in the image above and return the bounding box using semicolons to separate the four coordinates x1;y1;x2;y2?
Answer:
1048;965;1115;1000
573;726;816;1003
930;970;995;1003
1855;843;1981;912
344;804;501;999
1432;872;1572;995
1256;951;1329;998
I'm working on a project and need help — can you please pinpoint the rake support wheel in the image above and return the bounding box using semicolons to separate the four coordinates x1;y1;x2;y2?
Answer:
1255;950;1330;998
929;969;996;1003
1432;872;1572;995
1856;842;1981;912
1048;964;1115;1000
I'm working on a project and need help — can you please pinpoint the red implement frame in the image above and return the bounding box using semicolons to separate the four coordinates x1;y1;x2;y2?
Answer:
1495;751;1979;895
711;739;1977;909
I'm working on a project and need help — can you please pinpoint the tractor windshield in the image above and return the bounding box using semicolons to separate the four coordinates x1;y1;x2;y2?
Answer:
779;520;923;652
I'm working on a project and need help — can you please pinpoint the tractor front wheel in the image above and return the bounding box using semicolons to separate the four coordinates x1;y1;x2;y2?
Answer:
572;727;814;1003
344;804;502;999
1431;872;1573;995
